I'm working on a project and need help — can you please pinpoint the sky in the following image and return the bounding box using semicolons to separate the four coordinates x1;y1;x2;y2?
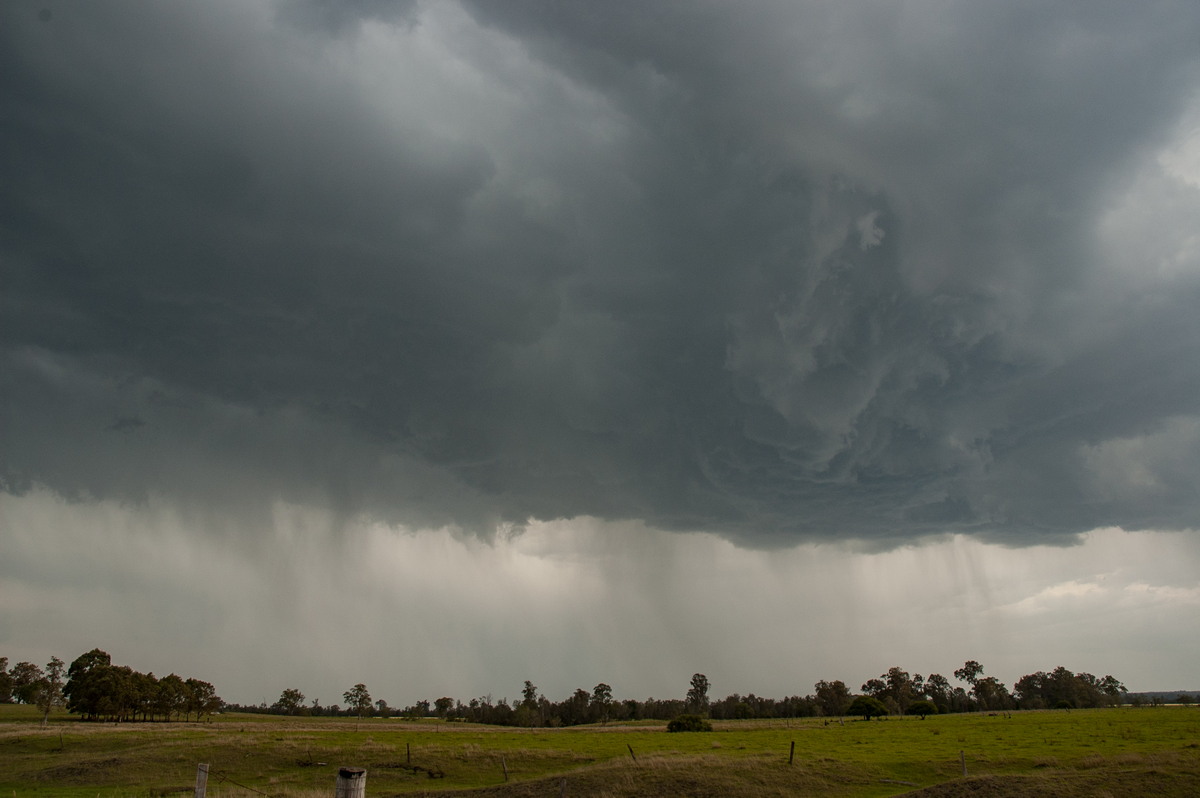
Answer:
2;1;1200;707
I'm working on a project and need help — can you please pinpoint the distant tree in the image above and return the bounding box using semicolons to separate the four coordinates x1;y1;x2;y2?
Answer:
35;657;65;726
814;680;851;718
686;673;710;716
375;698;391;718
861;678;886;698
924;674;951;712
155;673;189;721
0;657;12;703
185;678;220;720
591;683;613;724
562;688;590;726
9;661;45;704
434;697;454;718
274;688;306;715
1177;694;1194;706
954;661;984;688
521;680;539;708
906;700;938;720
1100;675;1127;706
971;676;1013;711
667;713;712;732
847;696;888;720
342;684;372;722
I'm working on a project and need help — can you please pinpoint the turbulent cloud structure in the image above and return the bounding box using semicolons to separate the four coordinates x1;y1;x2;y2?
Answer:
5;0;1200;551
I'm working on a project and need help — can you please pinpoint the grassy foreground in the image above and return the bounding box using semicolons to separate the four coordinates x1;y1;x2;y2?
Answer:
1;705;1198;797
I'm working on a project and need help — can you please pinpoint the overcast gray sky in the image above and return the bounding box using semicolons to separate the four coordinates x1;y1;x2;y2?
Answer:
2;1;1199;705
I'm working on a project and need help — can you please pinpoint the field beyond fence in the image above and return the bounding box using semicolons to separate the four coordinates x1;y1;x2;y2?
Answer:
2;704;1198;797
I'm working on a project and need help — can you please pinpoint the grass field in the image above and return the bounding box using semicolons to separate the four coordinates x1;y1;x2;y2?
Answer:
2;705;1198;797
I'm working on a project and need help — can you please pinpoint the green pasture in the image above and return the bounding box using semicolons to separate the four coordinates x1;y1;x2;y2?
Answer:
1;705;1198;797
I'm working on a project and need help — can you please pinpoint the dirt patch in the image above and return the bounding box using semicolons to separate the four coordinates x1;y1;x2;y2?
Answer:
35;756;124;783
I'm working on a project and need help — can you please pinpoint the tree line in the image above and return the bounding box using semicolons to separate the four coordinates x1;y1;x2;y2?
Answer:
0;650;220;722
242;662;1128;727
3;652;1130;726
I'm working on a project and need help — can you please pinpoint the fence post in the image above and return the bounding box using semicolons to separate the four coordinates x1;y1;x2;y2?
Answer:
789;741;795;765
960;750;967;777
194;763;209;798
335;767;367;798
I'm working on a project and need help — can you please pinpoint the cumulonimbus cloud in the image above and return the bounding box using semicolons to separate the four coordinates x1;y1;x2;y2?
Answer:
3;1;1200;548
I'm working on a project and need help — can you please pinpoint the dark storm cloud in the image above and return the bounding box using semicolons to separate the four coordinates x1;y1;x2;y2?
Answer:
4;1;1200;546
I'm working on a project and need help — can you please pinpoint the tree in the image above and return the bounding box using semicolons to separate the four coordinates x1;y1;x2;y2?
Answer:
521;680;539;708
155;673;189;721
971;676;1013;711
925;674;951;712
0;657;13;703
343;683;372;722
847;695;888;720
686;673;710;715
185;678;220;721
64;649;113;719
35;657;65;726
954;661;984;688
906;700;938;720
1100;675;1127;706
274;688;306;715
9;661;45;704
814;680;851;718
591;683;613;724
434;697;454;718
884;667;916;713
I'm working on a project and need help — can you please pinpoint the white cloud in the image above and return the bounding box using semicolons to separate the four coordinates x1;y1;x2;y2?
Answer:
856;210;885;250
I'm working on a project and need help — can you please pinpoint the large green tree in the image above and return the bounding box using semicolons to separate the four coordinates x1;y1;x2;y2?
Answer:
342;683;372;721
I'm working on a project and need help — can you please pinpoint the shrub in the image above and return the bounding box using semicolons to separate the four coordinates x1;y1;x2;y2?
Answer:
906;700;938;719
847;696;888;720
667;714;713;732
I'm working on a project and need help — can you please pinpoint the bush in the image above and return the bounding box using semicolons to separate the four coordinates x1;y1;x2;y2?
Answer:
906;700;938;719
847;696;888;720
667;714;712;732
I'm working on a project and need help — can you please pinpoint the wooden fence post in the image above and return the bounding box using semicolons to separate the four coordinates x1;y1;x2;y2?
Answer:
193;763;209;798
335;767;367;798
789;741;795;765
960;750;967;777
501;755;508;781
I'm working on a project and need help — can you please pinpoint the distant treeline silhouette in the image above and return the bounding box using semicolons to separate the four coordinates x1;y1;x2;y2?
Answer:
228;662;1130;727
4;653;1131;726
